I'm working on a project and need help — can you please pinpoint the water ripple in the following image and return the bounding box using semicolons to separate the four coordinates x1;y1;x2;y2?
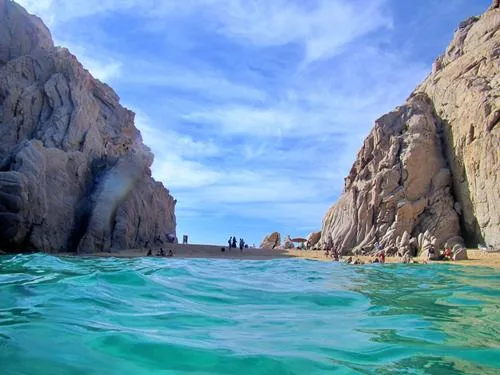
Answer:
0;254;499;374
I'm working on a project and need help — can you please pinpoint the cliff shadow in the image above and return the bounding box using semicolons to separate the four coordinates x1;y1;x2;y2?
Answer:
437;116;484;247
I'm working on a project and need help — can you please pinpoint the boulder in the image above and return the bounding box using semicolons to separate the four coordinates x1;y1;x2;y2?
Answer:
260;232;281;249
453;247;468;261
307;231;321;248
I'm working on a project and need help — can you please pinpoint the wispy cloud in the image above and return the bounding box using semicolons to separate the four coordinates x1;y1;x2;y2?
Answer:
121;61;267;102
204;0;392;63
19;0;392;64
56;40;123;81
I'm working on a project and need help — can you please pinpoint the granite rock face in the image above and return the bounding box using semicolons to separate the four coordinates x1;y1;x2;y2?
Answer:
320;3;499;253
0;0;176;253
418;4;499;248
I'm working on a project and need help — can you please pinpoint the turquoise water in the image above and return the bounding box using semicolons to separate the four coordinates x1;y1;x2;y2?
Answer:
0;254;499;374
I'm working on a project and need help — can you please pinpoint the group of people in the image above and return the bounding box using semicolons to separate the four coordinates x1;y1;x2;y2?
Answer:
227;236;248;252
426;246;454;261
338;250;387;265
146;247;174;257
340;244;457;266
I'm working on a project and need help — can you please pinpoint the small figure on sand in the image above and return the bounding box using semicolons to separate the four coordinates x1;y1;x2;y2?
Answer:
146;249;152;256
232;237;237;248
439;247;453;261
157;248;165;257
377;249;386;264
239;238;245;252
228;236;232;251
401;250;411;263
427;245;437;261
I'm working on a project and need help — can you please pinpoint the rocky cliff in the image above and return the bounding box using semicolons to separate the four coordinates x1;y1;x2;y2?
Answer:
0;0;176;253
320;2;499;254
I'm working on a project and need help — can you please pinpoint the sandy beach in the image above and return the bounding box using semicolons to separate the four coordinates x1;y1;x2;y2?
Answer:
75;244;500;268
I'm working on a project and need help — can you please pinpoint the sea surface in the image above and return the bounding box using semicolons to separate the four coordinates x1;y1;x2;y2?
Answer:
0;254;499;375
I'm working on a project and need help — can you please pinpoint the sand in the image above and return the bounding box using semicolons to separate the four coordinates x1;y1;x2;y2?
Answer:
285;249;500;268
77;244;500;268
84;244;292;260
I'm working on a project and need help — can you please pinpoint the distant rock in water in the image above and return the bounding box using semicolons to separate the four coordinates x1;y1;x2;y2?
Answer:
320;2;499;254
0;0;176;253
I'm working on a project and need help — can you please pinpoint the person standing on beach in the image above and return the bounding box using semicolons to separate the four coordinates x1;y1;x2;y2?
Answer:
228;236;232;251
232;237;237;248
377;250;386;264
239;238;244;252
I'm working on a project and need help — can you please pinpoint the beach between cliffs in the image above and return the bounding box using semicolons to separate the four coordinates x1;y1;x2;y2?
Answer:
62;245;500;268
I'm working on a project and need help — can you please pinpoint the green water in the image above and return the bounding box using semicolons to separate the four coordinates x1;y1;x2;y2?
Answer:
0;254;499;374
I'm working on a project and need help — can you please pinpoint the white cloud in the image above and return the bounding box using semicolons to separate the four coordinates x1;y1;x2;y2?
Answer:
208;0;392;63
17;0;142;23
152;155;220;189
183;107;295;137
18;0;391;65
137;120;221;160
16;0;55;24
121;61;266;102
55;40;122;82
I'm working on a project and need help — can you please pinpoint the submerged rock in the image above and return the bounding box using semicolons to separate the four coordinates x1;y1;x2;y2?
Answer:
0;0;176;253
320;2;499;254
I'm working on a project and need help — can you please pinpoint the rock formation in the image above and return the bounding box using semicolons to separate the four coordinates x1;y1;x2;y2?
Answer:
418;5;499;248
260;232;281;249
0;0;176;253
320;2;499;254
283;235;295;249
307;231;321;248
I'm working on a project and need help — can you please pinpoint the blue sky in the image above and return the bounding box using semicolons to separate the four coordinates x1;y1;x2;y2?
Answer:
18;0;491;246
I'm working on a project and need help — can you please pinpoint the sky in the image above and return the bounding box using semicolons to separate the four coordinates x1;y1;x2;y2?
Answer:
17;0;491;246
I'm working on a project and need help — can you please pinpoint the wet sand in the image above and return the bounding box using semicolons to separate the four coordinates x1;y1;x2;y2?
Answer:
83;244;292;260
78;245;500;268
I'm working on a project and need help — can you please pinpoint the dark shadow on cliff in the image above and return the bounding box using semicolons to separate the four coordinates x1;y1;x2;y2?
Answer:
438;115;484;247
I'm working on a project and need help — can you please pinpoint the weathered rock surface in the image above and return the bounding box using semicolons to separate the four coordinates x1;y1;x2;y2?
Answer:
260;232;281;249
307;231;321;248
320;2;499;253
418;5;500;248
0;0;176;253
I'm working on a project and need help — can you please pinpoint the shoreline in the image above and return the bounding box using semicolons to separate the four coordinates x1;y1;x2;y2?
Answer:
50;245;500;268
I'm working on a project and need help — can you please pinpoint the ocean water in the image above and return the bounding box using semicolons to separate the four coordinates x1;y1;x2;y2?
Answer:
0;254;499;375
